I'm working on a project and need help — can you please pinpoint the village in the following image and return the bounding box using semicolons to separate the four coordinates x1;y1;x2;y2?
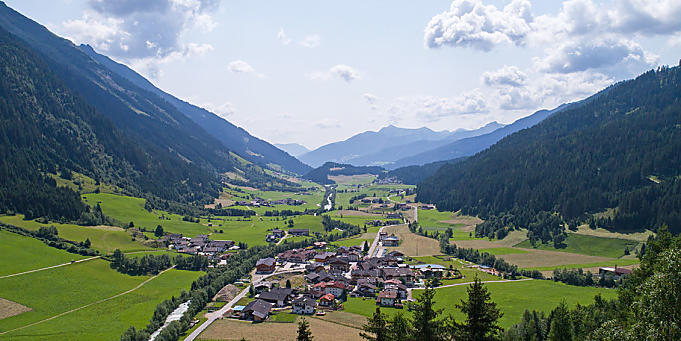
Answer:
218;231;465;323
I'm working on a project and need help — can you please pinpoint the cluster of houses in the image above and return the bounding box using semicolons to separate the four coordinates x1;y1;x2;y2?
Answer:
231;245;458;321
165;234;236;258
265;228;310;243
234;197;306;207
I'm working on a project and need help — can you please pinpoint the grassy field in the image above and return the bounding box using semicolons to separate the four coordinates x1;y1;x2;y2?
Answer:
415;280;618;328
0;259;145;332
476;247;530;255
408;255;501;284
515;234;639;258
0;214;153;254
328;174;377;186
521;258;641;271
417;209;484;241
3;269;202;340
84;193;212;237
0;229;89;276
199;316;363;341
384;225;440;257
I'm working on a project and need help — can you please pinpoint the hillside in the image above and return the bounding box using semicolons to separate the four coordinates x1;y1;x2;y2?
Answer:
0;26;221;220
389;105;570;169
418;66;681;240
299;123;501;168
78;45;311;175
303;162;385;185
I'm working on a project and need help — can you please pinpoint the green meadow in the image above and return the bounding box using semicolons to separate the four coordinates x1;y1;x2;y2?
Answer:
420;280;618;328
0;229;88;276
515;233;640;258
0;214;153;254
0;259;146;332
2;268;201;340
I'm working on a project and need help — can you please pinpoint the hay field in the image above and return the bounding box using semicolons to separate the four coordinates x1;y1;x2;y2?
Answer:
384;225;440;256
199;316;363;341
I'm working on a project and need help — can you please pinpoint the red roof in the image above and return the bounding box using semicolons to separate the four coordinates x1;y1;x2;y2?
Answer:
320;293;335;301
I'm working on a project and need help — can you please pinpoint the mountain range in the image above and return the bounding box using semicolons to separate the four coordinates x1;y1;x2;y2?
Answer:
299;122;503;168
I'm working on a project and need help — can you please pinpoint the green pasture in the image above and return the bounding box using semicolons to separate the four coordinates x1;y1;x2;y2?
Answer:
515;234;640;258
0;229;89;276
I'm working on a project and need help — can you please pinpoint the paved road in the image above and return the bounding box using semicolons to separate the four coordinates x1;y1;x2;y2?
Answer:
0;266;174;337
367;226;386;258
0;256;100;279
275;231;289;246
414;206;418;223
183;269;304;341
407;278;533;300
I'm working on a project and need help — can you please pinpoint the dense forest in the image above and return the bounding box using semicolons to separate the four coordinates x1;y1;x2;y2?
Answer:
381;158;464;185
419;66;681;241
304;162;385;184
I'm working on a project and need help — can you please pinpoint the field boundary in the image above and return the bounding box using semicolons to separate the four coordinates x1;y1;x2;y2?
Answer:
0;266;174;336
0;256;100;279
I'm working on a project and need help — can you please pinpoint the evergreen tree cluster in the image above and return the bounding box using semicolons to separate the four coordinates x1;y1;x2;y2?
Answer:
109;250;172;276
418;66;681;242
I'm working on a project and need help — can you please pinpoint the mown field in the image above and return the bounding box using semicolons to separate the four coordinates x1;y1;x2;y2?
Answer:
515;233;640;258
0;230;89;276
0;214;152;254
84;193;212;237
419;280;618;328
2;268;201;340
0;238;201;340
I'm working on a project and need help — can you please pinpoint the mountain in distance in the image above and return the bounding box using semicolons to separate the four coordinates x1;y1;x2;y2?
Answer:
303;162;385;185
419;65;681;238
387;105;571;169
275;143;311;157
299;122;503;168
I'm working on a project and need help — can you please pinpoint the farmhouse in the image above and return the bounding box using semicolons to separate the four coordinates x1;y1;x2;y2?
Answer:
242;299;273;321
377;290;398;307
292;297;316;315
599;266;633;278
382;235;400;247
319;293;335;307
255;257;276;273
257;287;294;307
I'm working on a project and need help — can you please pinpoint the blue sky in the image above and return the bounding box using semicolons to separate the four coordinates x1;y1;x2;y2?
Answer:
6;0;681;148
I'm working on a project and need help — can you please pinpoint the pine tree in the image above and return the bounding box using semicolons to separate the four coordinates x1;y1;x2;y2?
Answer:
155;225;164;238
454;278;503;341
547;301;572;341
297;317;314;341
387;312;412;341
410;285;443;341
360;307;388;341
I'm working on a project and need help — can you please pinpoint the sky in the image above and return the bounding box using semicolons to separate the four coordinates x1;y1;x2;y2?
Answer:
6;0;681;149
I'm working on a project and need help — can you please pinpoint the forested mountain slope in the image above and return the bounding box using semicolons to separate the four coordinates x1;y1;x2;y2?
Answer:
0;26;221;221
418;66;681;240
78;44;311;175
0;3;245;175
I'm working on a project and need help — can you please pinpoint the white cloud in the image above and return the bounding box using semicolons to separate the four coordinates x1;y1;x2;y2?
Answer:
535;38;658;75
299;34;321;48
62;0;220;59
482;65;528;87
669;34;681;47
308;64;360;82
277;28;291;45
363;93;378;110
425;0;533;51
227;60;264;78
314;119;341;129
